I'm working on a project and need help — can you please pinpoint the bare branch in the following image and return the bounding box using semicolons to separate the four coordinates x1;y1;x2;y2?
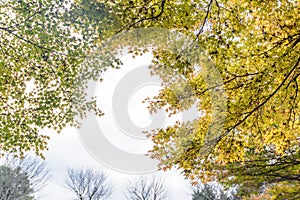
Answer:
126;175;170;200
65;167;112;200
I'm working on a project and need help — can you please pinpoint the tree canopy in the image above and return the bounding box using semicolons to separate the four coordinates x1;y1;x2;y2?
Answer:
0;0;119;156
191;182;236;200
3;154;50;198
1;0;299;199
0;165;32;200
105;0;300;198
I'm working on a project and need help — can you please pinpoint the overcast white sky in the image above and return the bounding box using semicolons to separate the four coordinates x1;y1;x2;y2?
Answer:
37;53;193;200
41;127;191;200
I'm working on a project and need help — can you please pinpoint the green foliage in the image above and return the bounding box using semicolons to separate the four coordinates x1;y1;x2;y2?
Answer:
0;154;49;199
0;165;33;200
192;182;236;200
1;0;299;198
220;148;300;199
0;0;119;156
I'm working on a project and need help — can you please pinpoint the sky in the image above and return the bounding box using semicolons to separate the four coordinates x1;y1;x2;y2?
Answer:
36;53;194;200
41;127;192;200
